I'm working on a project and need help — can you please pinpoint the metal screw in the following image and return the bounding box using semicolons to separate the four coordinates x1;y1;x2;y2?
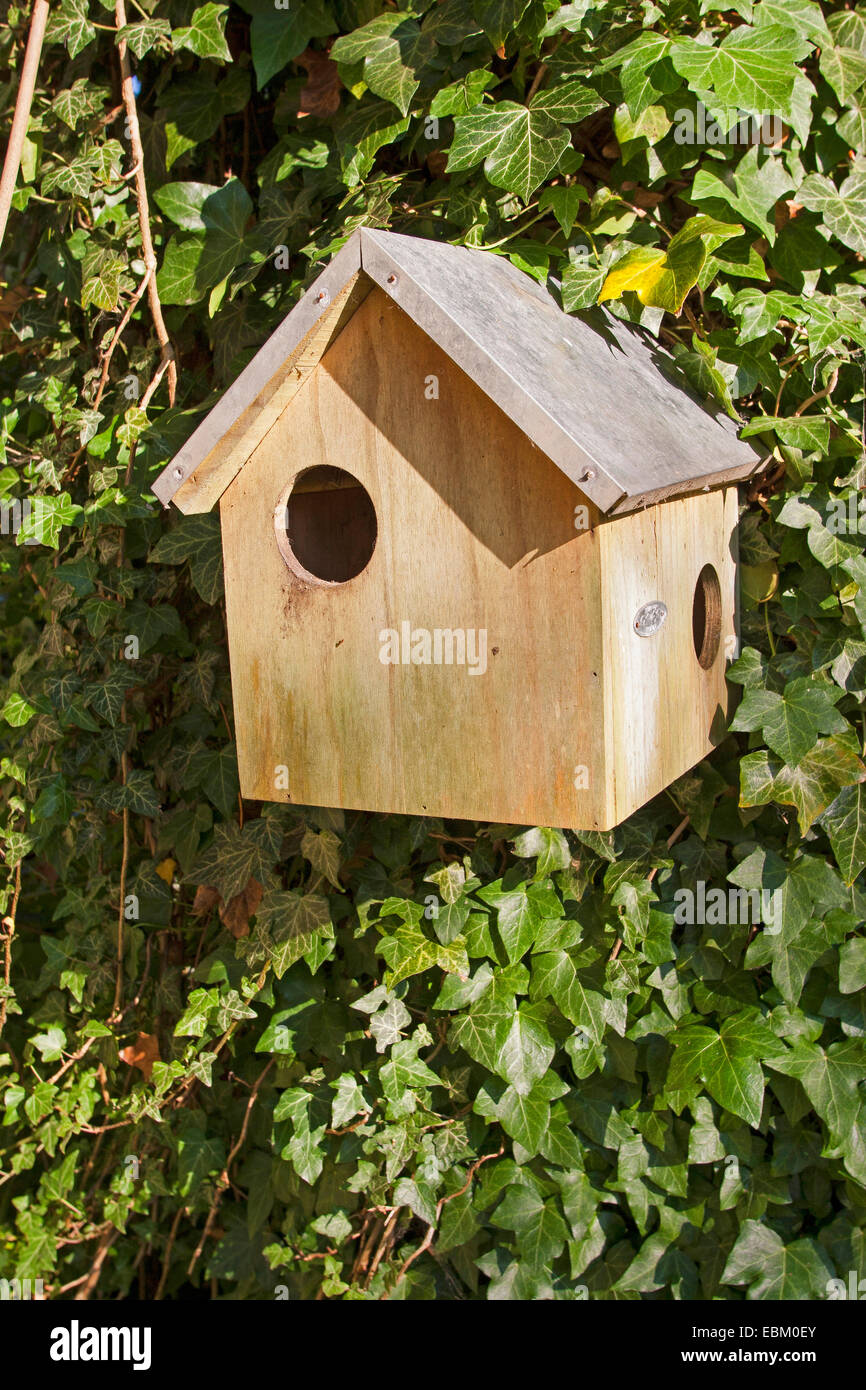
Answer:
315;289;330;306
387;274;398;286
582;469;596;481
173;467;183;481
634;600;668;637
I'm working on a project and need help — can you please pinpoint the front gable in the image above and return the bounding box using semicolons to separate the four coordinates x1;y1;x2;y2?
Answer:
219;284;607;821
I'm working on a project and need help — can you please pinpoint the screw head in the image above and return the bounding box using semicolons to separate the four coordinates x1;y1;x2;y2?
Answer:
315;289;330;306
172;467;183;481
582;469;596;482
387;273;398;286
634;600;668;637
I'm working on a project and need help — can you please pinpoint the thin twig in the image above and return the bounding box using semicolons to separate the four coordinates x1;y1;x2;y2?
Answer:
0;0;50;248
79;965;272;1136
795;366;839;416
56;1271;96;1295
63;267;154;484
139;351;173;410
683;302;703;338
48;1036;96;1085
114;0;176;405
364;1207;400;1288
22;559;50;601
666;815;691;851
187;1058;275;1277
526;32;565;103
774;351;808;416
384;1147;504;1298
93;270;152;409
0;863;22;1040
74;1227;118;1300
111;728;130;1020
129;931;154;1011
351;1213;382;1282
94;268;152;413
153;1205;185;1301
526;62;548;102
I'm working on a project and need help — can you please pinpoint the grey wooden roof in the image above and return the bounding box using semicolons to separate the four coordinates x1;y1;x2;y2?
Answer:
153;227;765;516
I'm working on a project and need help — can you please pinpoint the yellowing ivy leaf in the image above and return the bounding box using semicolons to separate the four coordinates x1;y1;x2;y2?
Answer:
598;215;742;313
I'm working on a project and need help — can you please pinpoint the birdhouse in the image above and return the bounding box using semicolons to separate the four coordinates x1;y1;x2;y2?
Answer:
152;229;763;832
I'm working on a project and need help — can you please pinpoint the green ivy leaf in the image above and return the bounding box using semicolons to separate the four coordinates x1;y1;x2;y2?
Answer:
530;950;606;1042
149;514;224;603
119;17;171;58
331;14;434;116
691;146;794;244
768;1038;866;1137
739;738;866;832
379;924;469;988
817;783;866;897
471;0;531;50
495;1002;555;1095
722;1220;834;1299
529;79;604;125
494;1079;553;1154
740;414;831;451
730;677;847;767
48;0;96;58
429;69;497;118
839;936;866;994
173;4;233;61
336;99;410;186
799;170;866;256
244;0;335;90
1;693;36;727
301;827;342;889
670;25;811;125
476;879;557;963
380;1037;442;1102
448;102;571;202
511;826;570;876
668;1014;772;1126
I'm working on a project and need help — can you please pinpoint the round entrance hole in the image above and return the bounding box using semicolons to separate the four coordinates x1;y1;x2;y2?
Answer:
275;466;377;584
692;563;722;670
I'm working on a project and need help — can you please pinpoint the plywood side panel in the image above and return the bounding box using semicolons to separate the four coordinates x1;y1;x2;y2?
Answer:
598;486;738;827
220;286;608;827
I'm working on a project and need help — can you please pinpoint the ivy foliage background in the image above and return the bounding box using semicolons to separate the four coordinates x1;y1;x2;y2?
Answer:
2;0;866;1301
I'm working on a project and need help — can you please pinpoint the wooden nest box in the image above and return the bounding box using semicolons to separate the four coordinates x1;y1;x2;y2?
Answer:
153;229;764;832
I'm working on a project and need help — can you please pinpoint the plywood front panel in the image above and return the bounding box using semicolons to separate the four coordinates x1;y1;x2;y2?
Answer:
220;286;608;827
598;486;738;827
